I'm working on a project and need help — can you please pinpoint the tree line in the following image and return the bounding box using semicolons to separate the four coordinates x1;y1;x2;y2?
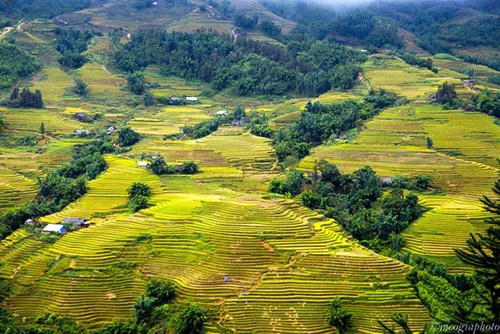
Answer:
0;41;40;89
114;30;367;97
0;139;113;239
273;90;399;163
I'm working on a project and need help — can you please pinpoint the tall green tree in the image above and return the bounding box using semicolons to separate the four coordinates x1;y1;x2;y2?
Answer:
455;175;500;320
175;304;205;334
327;297;353;334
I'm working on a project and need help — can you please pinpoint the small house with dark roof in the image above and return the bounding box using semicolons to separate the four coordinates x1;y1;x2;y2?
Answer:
62;218;90;228
74;113;90;122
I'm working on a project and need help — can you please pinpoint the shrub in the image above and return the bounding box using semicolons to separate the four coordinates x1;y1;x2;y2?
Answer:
127;182;152;198
128;195;149;213
118;127;141;146
175;304;205;334
180;161;199;174
327;297;353;334
134;295;156;324
146;279;176;305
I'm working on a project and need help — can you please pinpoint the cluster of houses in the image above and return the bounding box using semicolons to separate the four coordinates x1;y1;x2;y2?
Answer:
27;217;91;234
169;96;199;104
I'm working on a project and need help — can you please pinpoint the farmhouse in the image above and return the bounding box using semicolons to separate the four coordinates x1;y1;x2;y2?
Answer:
62;217;90;228
25;219;35;225
74;129;90;137
74;112;90;122
463;79;475;89
138;161;150;168
42;224;67;234
379;177;393;184
216;110;228;116
185;96;198;103
107;126;117;135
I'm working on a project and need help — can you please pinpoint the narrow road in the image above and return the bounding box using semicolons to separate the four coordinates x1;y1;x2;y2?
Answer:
0;26;13;39
358;72;372;90
231;27;239;43
101;65;112;75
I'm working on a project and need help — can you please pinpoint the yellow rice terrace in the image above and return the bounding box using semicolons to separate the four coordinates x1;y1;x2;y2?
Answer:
0;0;499;333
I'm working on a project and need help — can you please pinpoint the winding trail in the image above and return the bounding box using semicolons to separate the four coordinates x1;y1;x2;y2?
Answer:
358;72;372;90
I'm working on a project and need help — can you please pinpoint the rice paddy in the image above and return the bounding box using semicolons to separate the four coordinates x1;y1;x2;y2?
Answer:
299;103;498;259
364;55;468;99
1;21;498;331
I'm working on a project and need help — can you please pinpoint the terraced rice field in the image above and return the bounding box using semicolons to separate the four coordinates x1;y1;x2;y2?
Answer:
0;166;37;212
299;103;498;258
0;107;91;137
1;196;430;332
77;63;127;100
43;156;164;223
129;106;210;136
30;66;76;102
364;55;467;99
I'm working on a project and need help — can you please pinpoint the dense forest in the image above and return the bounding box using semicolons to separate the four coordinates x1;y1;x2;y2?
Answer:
272;90;399;162
114;30;367;96
0;0;91;20
262;0;500;69
0;41;40;89
55;28;95;69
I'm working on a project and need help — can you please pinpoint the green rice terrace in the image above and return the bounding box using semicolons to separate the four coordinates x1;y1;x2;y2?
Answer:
0;0;499;333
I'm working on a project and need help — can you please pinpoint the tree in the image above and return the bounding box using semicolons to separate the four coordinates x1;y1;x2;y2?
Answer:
301;190;322;209
128;195;149;212
127;182;151;198
146;279;176;305
435;82;459;108
330;64;360;91
233;105;246;121
143;91;155;106
134;295;156;324
327;297;353;334
378;313;425;334
127;72;145;95
179;161;199;174
40;122;45;135
74;78;89;97
175;304;205;334
150;156;169;175
118;127;141;146
455;175;500;320
260;19;281;38
426;137;433;149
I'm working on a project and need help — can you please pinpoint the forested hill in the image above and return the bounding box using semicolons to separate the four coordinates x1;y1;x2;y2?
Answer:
0;0;91;19
262;0;500;69
115;30;367;96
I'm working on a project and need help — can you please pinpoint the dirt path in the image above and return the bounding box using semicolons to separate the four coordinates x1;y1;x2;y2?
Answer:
231;27;239;43
464;84;477;94
101;65;112;75
358;72;372;90
0;27;13;40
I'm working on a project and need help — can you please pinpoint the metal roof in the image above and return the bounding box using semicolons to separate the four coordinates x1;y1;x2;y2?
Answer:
42;224;66;232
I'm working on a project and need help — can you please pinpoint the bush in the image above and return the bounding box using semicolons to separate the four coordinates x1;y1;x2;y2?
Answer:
327;297;353;334
128;195;149;213
127;182;152;198
118;127;141;146
175;304;205;334
134;295;156;324
180;161;199;174
146;279;176;305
